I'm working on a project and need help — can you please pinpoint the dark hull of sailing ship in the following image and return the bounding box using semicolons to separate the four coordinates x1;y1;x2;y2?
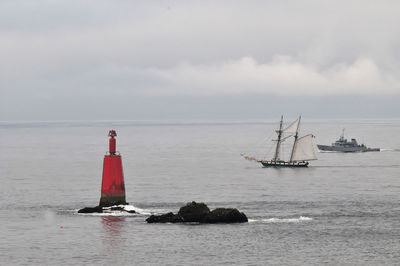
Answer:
260;160;309;167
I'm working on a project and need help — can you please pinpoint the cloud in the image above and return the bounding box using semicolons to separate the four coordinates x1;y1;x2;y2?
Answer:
1;56;399;99
123;56;399;96
1;1;400;120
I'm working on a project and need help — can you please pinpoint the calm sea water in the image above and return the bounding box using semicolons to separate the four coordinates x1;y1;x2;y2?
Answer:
1;119;400;265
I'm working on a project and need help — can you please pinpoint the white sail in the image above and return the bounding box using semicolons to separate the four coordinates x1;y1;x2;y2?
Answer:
291;134;317;161
278;135;293;143
282;118;300;134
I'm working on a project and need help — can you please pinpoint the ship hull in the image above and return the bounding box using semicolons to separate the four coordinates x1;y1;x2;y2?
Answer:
260;160;309;168
317;145;380;153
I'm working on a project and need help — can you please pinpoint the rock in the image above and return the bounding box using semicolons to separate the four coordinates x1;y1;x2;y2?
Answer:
78;205;135;214
78;206;103;213
146;212;183;223
178;201;210;222
146;202;248;224
202;208;248;223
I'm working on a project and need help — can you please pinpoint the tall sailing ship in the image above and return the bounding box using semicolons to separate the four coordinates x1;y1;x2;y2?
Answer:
242;116;317;167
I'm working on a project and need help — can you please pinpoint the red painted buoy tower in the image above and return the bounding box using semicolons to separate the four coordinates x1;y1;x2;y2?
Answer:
99;130;127;207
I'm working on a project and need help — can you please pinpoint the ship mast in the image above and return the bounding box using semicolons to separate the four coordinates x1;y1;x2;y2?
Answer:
273;116;283;161
340;128;345;141
289;116;301;162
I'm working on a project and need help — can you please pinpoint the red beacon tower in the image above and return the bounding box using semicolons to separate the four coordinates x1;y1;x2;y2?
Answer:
99;130;127;207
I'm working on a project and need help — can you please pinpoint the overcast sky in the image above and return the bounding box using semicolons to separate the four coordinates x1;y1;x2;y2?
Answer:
1;0;400;120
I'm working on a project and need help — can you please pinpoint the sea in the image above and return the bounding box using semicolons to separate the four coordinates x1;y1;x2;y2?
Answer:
1;118;399;265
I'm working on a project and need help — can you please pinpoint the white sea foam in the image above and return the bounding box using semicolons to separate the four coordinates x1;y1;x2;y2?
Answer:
120;205;152;215
76;204;166;216
78;211;135;217
249;216;313;223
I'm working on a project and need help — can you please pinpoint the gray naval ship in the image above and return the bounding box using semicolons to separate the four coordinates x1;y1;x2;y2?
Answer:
317;129;380;152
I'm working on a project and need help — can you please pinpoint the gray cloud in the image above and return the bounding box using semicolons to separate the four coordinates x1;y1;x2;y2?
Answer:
1;0;400;120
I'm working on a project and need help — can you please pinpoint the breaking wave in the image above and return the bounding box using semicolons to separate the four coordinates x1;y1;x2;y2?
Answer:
249;216;313;223
76;204;167;216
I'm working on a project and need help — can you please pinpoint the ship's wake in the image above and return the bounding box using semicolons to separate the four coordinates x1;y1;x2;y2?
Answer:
380;148;400;152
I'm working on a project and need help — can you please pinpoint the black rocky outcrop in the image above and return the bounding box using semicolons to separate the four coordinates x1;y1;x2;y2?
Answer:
146;201;247;224
202;208;248;223
146;212;183;223
78;206;103;213
178;202;210;222
78;205;136;214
